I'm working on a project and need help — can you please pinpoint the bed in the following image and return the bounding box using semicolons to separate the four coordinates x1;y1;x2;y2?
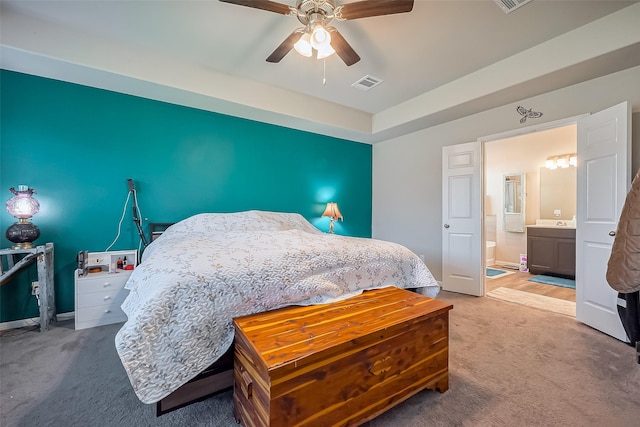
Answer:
115;210;440;411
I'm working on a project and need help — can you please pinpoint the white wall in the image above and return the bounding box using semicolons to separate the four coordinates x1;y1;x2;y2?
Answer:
373;65;640;281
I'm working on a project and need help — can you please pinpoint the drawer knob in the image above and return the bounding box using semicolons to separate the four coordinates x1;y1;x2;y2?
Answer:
103;296;111;301
609;231;616;236
104;309;111;314
103;282;111;287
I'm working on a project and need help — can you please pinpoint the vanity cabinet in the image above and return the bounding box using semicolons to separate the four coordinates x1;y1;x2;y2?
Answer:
526;227;575;279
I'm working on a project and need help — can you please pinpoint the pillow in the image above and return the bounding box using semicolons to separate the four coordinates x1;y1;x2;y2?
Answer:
161;210;321;238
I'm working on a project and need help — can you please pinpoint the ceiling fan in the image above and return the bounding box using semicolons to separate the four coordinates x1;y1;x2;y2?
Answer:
219;0;414;66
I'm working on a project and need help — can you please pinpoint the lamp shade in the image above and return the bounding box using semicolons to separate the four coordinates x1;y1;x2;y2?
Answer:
310;25;331;51
6;185;41;249
294;32;312;57
6;185;40;219
322;202;342;220
316;43;335;59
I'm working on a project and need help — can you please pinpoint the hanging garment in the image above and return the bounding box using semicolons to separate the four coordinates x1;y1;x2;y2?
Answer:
617;292;640;348
607;169;640;293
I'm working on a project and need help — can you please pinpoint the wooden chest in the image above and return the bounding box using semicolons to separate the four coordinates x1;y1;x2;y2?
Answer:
233;286;453;427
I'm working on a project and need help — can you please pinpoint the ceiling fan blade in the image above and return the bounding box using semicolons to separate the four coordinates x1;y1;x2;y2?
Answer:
218;0;292;15
328;28;360;66
266;30;303;63
337;0;414;20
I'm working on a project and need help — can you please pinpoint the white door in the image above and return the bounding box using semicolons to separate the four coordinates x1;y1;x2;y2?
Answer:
576;102;630;342
442;141;483;296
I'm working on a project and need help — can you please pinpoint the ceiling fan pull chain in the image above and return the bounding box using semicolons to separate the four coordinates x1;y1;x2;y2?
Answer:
323;58;326;85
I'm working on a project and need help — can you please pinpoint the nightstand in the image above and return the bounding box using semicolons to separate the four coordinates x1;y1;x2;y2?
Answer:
0;243;55;331
74;249;137;330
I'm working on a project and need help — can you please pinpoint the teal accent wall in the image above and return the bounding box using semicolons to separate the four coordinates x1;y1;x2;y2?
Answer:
0;70;372;323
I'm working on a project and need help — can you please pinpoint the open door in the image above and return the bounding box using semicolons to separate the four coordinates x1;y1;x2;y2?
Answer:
576;101;630;342
442;141;483;296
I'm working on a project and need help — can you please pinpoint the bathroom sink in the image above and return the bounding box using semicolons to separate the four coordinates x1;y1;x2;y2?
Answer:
529;219;575;229
527;224;576;229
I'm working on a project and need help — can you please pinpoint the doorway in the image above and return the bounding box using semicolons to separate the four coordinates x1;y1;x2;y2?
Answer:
482;124;577;315
442;102;630;341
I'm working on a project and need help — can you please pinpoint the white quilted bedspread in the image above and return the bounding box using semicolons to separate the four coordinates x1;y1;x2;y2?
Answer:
115;211;440;404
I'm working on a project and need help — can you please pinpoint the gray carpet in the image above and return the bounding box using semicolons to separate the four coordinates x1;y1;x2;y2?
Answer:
2;291;639;426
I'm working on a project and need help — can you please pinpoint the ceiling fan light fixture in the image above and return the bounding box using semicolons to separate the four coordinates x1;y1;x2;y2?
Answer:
316;43;335;59
294;32;312;57
310;25;331;50
222;0;415;67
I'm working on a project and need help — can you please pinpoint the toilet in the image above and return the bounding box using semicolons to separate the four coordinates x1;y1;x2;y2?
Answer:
486;240;496;266
485;214;497;266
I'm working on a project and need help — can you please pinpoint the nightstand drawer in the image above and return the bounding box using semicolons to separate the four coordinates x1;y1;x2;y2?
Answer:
76;274;130;294
77;288;129;308
76;303;126;324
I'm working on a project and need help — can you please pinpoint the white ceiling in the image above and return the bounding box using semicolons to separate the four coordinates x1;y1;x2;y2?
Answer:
1;0;640;143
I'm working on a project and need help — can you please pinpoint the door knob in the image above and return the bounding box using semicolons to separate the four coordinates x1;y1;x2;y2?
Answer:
444;224;450;229
609;231;616;236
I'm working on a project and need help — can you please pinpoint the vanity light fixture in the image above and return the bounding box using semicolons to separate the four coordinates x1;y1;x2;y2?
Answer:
545;153;577;169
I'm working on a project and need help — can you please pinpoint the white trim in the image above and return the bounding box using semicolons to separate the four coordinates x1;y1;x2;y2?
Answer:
496;261;521;270
478;114;588;143
0;311;74;331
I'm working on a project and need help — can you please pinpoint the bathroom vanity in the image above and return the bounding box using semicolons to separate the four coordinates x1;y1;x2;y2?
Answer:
526;225;576;278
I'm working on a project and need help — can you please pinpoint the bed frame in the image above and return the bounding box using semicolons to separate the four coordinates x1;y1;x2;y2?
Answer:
156;347;234;415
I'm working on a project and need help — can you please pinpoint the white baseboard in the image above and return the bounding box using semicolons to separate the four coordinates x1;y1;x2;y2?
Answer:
0;311;74;331
496;260;521;270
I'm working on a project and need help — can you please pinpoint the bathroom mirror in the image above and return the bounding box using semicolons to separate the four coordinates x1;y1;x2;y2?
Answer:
503;173;526;232
539;167;576;220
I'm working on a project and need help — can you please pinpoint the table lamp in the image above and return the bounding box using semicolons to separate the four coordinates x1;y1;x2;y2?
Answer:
5;185;40;249
322;202;343;234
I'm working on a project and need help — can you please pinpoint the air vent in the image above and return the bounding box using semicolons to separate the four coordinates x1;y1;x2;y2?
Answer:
493;0;533;14
351;75;383;91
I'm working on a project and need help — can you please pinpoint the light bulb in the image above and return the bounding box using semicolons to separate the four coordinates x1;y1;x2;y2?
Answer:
557;157;569;168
